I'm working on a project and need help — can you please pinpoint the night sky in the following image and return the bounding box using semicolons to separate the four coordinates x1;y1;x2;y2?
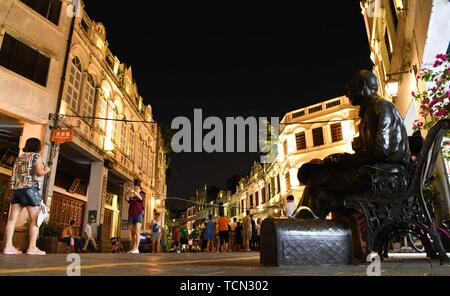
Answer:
84;1;372;210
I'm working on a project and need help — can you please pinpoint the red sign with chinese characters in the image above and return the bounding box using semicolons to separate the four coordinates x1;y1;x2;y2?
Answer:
51;129;73;143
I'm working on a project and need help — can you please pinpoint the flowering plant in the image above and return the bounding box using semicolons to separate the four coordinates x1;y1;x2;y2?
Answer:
413;53;450;131
413;53;450;159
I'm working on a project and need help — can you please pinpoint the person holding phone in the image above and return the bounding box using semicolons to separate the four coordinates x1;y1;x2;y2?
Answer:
126;182;144;254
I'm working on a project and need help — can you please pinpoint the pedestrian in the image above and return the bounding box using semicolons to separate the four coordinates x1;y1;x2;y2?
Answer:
125;181;144;254
82;218;98;252
235;222;243;252
3;138;50;256
199;219;207;251
217;212;229;252
160;228;166;253
180;221;189;252
151;212;162;253
255;218;262;251
61;220;83;253
191;224;201;252
172;226;180;253
206;215;215;252
284;195;296;218
230;217;237;252
250;215;256;251
242;210;252;252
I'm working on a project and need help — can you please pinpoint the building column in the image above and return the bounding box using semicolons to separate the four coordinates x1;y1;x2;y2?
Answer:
85;161;108;240
120;184;130;240
19;123;45;154
44;145;59;209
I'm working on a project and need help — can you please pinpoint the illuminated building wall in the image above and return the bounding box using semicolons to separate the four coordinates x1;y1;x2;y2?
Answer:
0;0;72;245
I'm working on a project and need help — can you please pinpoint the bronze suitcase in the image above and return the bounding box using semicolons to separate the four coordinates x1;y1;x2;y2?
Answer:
260;218;353;266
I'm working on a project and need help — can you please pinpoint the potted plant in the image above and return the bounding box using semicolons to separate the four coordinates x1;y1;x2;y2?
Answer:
37;223;64;254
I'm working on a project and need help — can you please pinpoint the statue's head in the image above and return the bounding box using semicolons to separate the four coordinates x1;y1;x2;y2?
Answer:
346;70;379;106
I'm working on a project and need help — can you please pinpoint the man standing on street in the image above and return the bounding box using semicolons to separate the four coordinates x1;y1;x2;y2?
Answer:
242;210;252;252
82;218;98;252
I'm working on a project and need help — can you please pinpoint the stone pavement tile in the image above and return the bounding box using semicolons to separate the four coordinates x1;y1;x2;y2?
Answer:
1;253;449;276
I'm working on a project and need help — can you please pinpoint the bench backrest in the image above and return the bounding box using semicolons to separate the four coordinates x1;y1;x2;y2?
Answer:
406;119;450;196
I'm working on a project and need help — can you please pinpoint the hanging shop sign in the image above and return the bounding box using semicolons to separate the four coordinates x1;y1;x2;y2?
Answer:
51;129;73;144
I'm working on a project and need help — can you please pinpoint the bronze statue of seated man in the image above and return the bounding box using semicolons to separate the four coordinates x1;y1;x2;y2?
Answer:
294;70;411;259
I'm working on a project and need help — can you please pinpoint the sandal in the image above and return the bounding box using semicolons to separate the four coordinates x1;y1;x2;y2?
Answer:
3;248;23;255
26;249;46;256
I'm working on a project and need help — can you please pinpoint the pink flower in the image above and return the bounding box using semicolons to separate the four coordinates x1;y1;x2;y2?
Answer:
436;54;449;61
429;98;439;109
434;60;444;67
446;90;450;99
412;91;417;97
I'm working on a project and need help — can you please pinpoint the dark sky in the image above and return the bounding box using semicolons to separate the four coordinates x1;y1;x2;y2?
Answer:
84;1;372;210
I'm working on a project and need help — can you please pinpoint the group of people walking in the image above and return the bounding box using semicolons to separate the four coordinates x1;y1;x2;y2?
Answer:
170;210;262;253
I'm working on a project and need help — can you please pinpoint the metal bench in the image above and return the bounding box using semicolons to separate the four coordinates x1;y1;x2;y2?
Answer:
344;119;450;264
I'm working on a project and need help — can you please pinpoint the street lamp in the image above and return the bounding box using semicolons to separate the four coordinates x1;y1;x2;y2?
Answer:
385;80;399;98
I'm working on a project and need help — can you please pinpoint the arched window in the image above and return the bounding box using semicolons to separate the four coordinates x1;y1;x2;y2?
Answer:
82;74;95;120
128;126;135;159
106;101;118;144
137;135;143;168
148;148;154;176
112;108;119;144
97;90;107;131
142;141;148;173
66;57;82;112
120;119;127;151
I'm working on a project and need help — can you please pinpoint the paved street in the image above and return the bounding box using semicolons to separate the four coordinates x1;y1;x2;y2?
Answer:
0;252;449;276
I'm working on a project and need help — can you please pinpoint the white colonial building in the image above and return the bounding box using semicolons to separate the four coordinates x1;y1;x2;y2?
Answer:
224;96;359;222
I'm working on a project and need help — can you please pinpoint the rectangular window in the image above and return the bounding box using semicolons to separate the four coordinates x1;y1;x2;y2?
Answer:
261;187;266;205
283;140;288;157
271;178;275;197
0;33;50;86
249;194;253;209
255;191;259;207
385;28;393;61
81;18;90;33
295;132;306;150
143;144;148;173
20;0;62;25
312;127;324;147
389;0;399;29
277;175;281;194
331;123;343;143
231;203;236;217
128;130;135;159
292;110;305;118
97;98;107;131
120;123;127;151
326;100;341;109
286;172;291;191
308;105;323;114
83;83;95;120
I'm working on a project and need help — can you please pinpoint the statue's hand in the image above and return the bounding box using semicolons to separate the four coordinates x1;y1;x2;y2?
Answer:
323;153;353;167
